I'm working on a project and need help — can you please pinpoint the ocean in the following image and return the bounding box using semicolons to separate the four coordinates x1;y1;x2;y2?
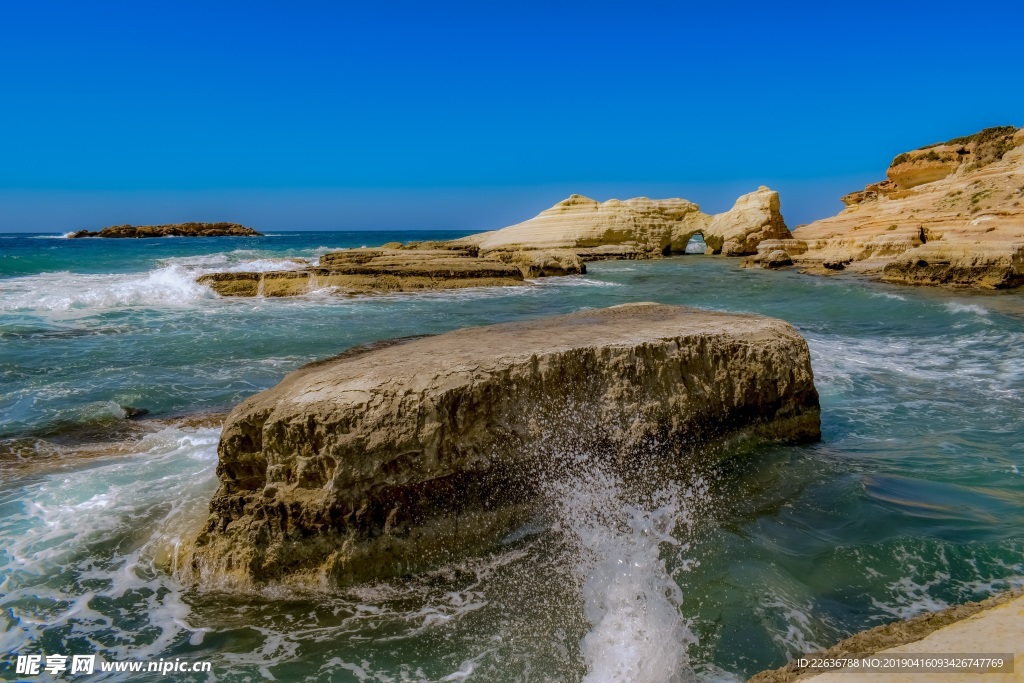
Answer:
1;231;1022;682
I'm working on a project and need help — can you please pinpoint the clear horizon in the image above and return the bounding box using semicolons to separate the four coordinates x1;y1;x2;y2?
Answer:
1;0;1021;232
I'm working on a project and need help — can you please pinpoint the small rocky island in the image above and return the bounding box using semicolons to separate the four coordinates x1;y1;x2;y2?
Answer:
181;303;820;588
69;222;262;238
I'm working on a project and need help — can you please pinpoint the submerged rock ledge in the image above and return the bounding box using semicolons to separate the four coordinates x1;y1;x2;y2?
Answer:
182;303;820;589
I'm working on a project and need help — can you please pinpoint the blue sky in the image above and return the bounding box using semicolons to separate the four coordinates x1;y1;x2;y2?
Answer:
1;1;1021;232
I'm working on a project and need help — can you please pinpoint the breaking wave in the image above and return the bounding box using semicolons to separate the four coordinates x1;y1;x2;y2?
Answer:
944;301;990;316
0;252;310;316
0;266;218;314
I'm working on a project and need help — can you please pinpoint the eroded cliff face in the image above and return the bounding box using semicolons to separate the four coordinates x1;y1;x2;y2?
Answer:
182;304;820;589
885;126;1021;191
755;126;1024;288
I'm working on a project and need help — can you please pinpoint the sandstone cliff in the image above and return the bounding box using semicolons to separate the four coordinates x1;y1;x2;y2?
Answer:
182;304;820;588
69;222;262;238
456;186;790;258
754;126;1024;288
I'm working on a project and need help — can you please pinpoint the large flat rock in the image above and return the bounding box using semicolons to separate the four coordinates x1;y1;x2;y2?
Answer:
183;304;820;588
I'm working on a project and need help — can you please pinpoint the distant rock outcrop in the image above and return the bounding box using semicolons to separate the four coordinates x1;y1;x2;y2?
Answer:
755;126;1024;288
68;222;262;238
181;304;820;589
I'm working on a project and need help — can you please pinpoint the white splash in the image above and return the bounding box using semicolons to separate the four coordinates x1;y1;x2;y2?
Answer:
0;266;217;314
0;251;310;316
550;464;699;683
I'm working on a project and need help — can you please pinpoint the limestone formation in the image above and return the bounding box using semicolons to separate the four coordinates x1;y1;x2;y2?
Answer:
196;188;788;297
454;186;790;257
68;222;262;238
777;125;1024;288
182;304;820;588
704;187;791;256
886;126;1020;190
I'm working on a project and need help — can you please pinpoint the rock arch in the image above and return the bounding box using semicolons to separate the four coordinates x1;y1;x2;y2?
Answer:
466;186;790;258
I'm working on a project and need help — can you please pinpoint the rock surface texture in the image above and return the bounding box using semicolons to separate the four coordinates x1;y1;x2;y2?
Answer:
69;222;262;238
183;304;821;588
196;187;789;297
769;126;1024;288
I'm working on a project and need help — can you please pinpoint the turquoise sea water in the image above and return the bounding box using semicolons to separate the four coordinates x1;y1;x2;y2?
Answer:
1;232;1022;682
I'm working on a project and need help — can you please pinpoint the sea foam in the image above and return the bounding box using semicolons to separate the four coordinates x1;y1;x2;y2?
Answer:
0;425;220;659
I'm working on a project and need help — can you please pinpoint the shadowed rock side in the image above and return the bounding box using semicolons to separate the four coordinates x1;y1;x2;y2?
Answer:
181;303;820;589
196;187;788;297
68;222;262;238
748;126;1024;288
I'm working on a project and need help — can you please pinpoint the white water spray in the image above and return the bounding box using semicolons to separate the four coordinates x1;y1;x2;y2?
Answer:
549;463;700;683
